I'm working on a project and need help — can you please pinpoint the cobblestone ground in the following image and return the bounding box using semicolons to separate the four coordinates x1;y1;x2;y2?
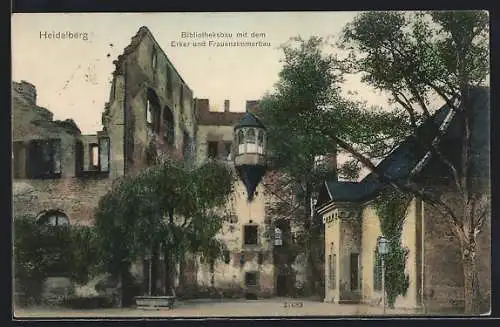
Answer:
14;299;424;318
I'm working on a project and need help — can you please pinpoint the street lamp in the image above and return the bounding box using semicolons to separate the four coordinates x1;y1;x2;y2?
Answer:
274;227;283;247
378;236;389;314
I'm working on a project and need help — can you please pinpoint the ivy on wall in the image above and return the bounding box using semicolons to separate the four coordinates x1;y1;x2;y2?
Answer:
372;188;412;308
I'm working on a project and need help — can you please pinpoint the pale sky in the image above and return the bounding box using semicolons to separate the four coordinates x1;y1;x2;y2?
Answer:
12;12;392;134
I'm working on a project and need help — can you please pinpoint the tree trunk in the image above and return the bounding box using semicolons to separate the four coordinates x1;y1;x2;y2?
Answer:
461;237;480;314
164;252;175;294
178;252;187;292
303;182;318;297
304;240;315;296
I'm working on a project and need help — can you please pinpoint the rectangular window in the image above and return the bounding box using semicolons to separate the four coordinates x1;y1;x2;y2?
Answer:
244;225;258;246
223;141;232;160
245;272;258;287
152;48;157;70
166;65;173;98
350;253;360;291
27;139;61;179
146;100;153;125
99;137;110;172
223;250;231;264
207;141;218;159
163;112;175;146
89;143;99;169
183;131;191;161
75;140;84;176
179;84;184;114
12;141;26;179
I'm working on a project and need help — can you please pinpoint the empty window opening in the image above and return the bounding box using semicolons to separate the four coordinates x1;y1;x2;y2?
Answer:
27;139;62;179
38;210;70;226
182;131;191;160
257;130;264;154
237;130;245;154
152;48;157;70
146;100;153;125
223;141;232;160
244;225;258;245
163;107;175;146
223;250;231;264
75;140;84;175
350;253;360;291
245;128;257;153
12;141;26;179
207;141;218;159
166;65;173;98
179;84;184;114
90;143;99;168
245;271;258;287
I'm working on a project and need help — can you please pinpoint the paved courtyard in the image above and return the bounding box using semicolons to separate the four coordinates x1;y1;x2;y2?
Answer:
14;298;425;318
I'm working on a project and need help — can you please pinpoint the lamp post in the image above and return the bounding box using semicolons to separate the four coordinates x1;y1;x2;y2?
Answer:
147;250;153;296
274;227;282;247
378;236;389;315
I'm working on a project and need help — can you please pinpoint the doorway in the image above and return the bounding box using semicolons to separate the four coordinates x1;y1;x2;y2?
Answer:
276;274;288;297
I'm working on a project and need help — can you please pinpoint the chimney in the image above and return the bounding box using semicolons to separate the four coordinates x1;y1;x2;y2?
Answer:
224;100;230;112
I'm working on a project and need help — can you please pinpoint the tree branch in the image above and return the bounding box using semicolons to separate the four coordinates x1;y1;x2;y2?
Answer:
332;135;464;234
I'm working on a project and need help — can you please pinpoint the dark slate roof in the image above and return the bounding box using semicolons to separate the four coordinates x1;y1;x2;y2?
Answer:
317;87;489;206
234;112;266;130
322;180;383;202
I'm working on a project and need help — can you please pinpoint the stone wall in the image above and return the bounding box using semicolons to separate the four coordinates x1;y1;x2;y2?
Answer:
108;26;197;175
13;178;111;226
422;200;490;313
12;80;113;225
195;180;275;297
323;207;340;303
337;207;361;303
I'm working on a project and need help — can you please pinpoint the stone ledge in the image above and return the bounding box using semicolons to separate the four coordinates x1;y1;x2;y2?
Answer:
135;296;176;310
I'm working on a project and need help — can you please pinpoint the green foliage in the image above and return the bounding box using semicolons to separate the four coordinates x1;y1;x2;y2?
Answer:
340;11;489;313
373;188;412;308
13;216;102;303
14;217;73;282
260;35;412;296
340;11;489;117
93;157;236;280
69;225;103;284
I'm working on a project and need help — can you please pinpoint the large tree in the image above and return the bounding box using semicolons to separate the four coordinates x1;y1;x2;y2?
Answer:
94;157;235;304
336;11;490;314
300;11;490;314
259;36;409;297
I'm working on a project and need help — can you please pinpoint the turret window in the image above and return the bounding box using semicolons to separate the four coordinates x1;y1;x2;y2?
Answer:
237;130;245;154
245;128;257;153
257;130;264;154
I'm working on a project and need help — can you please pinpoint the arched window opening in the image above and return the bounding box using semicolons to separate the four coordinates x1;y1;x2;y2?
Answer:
163;106;175;146
237;130;245;155
37;210;70;227
245;128;257;153
146;89;161;134
257;130;264;154
146;100;153;124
